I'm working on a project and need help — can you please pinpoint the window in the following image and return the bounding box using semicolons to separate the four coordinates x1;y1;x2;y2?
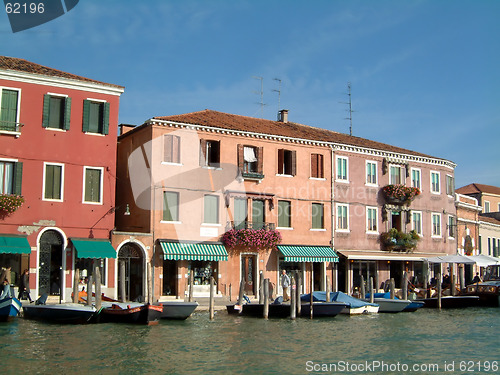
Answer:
487;238;491;256
446;175;454;196
484;201;490;213
336;156;348;181
479;235;482;254
412;211;422;235
42;94;71;130
431;213;441;237
0;161;22;195
44;163;64;201
162;191;179;222
312;203;324;229
336;204;349;231
252;199;265;229
203;195;219;224
430;171;440;194
311;154;324;179
277;149;296;176
233;198;248;229
82;100;110;135
366;207;378;232
389;165;403;185
448;216;455;238
366;161;377;185
83;167;103;204
163;134;180;164
411;168;421;190
0;88;20;132
200;139;220;167
278;200;291;228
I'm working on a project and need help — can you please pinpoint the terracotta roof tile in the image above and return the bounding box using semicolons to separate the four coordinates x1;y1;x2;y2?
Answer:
457;183;500;196
154;110;445;160
0;56;124;89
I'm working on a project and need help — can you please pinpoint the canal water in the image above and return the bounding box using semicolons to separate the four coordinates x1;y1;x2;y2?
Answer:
1;307;499;374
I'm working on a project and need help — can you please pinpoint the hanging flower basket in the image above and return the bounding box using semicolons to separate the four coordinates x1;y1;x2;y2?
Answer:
221;228;282;252
380;229;420;252
382;185;420;205
0;194;25;214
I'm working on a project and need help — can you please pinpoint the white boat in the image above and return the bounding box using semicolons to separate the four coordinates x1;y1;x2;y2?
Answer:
329;291;379;315
159;301;198;319
370;298;411;313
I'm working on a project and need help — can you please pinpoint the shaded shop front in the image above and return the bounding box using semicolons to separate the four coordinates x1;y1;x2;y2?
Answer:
277;245;339;294
160;240;228;298
0;234;31;295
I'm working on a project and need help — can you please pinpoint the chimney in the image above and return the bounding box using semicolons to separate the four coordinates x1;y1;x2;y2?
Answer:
278;109;289;123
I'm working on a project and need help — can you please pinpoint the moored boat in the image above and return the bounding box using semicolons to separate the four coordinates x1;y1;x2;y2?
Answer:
159;301;198;319
364;292;413;313
99;302;163;325
299;301;348;318
0;297;21;322
22;303;98;324
329;291;379;315
403;300;425;312
464;264;500;307
418;295;480;308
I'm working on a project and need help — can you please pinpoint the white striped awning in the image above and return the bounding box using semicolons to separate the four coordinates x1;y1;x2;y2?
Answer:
278;245;338;263
160;241;228;261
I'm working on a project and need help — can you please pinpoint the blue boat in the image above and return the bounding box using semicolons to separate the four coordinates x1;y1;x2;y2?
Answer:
0;297;22;322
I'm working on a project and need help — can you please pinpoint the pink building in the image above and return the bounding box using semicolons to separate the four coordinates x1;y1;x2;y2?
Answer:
115;109;457;301
0;57;124;301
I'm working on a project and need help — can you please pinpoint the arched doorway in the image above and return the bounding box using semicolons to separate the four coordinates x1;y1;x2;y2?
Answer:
118;243;144;302
38;230;64;296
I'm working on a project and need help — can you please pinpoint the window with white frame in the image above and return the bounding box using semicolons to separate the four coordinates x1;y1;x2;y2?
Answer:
366;207;378;232
0;160;15;194
366;161;377;185
484;201;490;213
448;216;455;238
336;156;348;182
83;167;103;204
430;171;440;194
389;165;403;185
412;211;422;235
445;175;454;196
43;162;64;201
203;195;219;224
0;87;21;132
162;191;179;222
411;168;421;190
336;204;349;231
431;213;441;237
311;203;324;229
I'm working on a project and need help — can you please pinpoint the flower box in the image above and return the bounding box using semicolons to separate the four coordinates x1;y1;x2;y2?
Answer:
382;185;420;205
221;228;282;251
0;194;24;214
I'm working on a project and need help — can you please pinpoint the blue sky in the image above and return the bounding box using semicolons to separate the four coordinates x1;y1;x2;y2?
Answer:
2;0;499;188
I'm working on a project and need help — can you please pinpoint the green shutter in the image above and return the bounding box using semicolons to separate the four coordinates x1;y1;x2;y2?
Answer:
85;168;101;202
42;94;50;128
102;102;110;135
1;89;18;131
278;201;290;228
252;199;265;228
312;203;323;229
13;162;23;195
204;195;219;224
82;100;90;132
163;192;178;221
64;97;71;130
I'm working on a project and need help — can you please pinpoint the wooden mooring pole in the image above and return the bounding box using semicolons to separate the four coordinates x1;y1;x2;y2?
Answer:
290;276;296;320
369;277;374;304
147;263;153;304
263;278;269;319
360;275;366;299
389;278;395;299
259;271;264;304
296;272;301;316
237;279;244;306
437;273;442;310
86;275;93;306
120;260;126;302
209;277;215;320
309;267;313;319
95;267;102;311
73;268;79;303
402;272;408;300
326;275;331;302
188;271;194;302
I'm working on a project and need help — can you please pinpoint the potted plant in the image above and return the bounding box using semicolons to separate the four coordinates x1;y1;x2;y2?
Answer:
382;184;421;205
0;194;24;214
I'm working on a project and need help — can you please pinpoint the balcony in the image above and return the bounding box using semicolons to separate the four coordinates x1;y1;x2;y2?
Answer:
382;184;420;206
0;120;23;137
226;221;275;231
380;229;420;252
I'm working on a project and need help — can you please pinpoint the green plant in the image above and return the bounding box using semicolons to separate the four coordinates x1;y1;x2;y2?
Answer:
0;194;24;213
383;184;421;203
221;228;282;251
380;229;420;251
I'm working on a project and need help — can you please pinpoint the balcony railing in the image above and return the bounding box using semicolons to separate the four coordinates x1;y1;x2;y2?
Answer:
0;120;23;135
226;221;276;231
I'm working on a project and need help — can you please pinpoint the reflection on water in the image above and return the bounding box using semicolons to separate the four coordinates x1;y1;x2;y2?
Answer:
1;308;499;374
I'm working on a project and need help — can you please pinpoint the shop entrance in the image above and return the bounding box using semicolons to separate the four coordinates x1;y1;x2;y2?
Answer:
38;230;63;296
241;255;256;295
118;243;144;302
162;260;177;296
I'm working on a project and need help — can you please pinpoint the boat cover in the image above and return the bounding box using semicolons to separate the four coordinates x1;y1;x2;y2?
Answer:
301;291;378;308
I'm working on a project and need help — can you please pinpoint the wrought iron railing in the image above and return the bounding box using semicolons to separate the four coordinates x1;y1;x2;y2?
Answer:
0;120;23;133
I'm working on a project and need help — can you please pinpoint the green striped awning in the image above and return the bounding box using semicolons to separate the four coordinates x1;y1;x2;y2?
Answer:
278;245;338;263
71;238;117;259
160;241;228;261
0;234;31;254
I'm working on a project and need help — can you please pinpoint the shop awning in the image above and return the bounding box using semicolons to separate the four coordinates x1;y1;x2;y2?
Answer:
70;238;117;259
0;234;31;254
160;241;228;261
336;250;448;261
278;245;339;263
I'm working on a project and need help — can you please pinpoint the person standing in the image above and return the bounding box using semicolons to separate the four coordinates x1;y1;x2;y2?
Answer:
18;269;32;302
0;265;12;299
281;269;291;302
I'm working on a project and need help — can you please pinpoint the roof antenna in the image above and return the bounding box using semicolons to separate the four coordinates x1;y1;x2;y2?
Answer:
340;82;354;136
253;76;266;118
272;78;282;119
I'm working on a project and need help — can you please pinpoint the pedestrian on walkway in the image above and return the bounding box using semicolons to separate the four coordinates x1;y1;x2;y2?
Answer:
281;269;291;302
18;269;33;302
0;265;12;299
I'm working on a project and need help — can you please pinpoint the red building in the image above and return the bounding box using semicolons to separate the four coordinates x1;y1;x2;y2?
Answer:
0;56;124;301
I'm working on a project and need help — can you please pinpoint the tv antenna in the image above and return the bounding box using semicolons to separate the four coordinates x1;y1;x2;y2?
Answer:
272;78;282;118
340;82;354;136
253;76;266;118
